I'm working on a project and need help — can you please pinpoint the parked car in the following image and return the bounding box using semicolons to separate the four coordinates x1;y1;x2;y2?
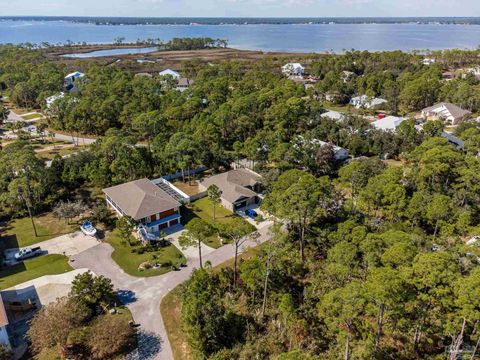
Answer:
245;209;258;219
14;247;42;261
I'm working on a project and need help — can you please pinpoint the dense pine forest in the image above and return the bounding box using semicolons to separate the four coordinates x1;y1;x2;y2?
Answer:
1;44;480;359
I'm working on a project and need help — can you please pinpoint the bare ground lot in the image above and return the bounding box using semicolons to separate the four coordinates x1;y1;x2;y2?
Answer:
43;45;316;73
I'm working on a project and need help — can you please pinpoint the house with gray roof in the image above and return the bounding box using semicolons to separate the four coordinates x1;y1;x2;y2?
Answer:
198;169;262;211
103;178;183;233
421;102;471;125
176;77;193;92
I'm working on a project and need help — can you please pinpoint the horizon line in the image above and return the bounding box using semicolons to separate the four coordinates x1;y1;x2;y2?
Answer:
2;15;480;19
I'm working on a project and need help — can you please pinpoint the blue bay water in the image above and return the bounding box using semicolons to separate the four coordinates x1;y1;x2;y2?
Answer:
1;20;480;52
61;47;159;58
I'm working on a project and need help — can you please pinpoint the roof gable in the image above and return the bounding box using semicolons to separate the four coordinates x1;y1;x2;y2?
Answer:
201;169;261;204
103;178;181;220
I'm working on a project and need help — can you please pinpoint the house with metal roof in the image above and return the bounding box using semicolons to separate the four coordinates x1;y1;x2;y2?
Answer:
321;110;346;122
421;102;471;125
159;69;181;79
294;136;349;162
103;178;186;233
282;63;305;77
350;95;387;109
64;71;85;93
372;116;406;132
45;92;65;109
198;169;262;211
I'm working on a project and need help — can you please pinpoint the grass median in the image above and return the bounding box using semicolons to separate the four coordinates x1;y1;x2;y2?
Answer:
0;254;72;290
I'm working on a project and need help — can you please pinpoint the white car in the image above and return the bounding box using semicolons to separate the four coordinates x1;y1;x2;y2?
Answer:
14;247;42;261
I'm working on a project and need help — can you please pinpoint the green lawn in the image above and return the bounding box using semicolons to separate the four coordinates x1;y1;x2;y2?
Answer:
37;146;87;160
182;197;256;249
1;214;75;249
384;159;403;168
107;230;186;277
21;113;43;120
0;254;72;290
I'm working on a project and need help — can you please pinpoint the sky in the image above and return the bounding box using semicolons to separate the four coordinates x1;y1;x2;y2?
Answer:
0;0;479;18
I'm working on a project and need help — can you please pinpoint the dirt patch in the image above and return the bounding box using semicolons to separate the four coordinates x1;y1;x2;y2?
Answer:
43;46;316;73
171;181;200;196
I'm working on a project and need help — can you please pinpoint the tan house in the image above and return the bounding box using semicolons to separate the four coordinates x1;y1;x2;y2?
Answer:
0;294;10;350
103;178;182;233
198;169;262;211
421;102;471;125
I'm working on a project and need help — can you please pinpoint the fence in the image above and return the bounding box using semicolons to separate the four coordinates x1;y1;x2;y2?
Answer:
160;166;208;181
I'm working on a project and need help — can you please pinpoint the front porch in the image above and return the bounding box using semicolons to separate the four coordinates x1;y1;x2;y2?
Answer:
143;213;182;234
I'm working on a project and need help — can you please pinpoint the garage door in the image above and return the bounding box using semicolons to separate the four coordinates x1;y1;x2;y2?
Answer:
160;223;169;230
234;201;247;209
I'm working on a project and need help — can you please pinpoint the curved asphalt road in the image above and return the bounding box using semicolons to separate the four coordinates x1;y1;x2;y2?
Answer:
69;223;272;360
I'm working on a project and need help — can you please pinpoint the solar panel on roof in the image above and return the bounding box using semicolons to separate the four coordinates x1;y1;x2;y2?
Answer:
156;182;185;202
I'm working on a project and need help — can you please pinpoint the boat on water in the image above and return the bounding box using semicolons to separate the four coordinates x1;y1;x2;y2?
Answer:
80;221;97;237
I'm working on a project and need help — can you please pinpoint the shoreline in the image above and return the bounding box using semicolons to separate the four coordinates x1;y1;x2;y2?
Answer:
2;16;480;26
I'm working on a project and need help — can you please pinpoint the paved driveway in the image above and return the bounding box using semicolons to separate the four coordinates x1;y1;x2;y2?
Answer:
70;222;273;360
168;229;216;260
51;131;97;145
3;268;90;306
4;232;100;266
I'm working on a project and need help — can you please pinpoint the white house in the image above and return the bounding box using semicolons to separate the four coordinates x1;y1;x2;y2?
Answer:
315;140;349;161
282;63;305;77
421;102;471;125
463;67;480;80
64;71;85;93
159;69;180;79
342;70;355;83
0;294;11;351
294;136;349;161
372;116;406;132
350;95;387;109
45;92;65;109
422;57;436;66
321;110;346;122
